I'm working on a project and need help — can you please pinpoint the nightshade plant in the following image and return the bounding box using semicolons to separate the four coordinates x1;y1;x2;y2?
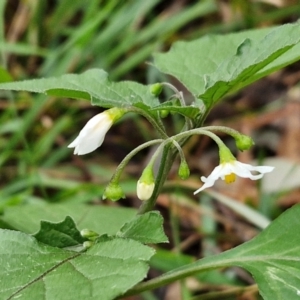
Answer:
0;22;300;300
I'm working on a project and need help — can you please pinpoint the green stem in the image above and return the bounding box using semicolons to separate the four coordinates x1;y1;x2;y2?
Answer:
110;139;164;184
162;82;193;130
128;106;168;139
137;128;225;213
174;128;226;149
138;142;176;214
172;140;186;163
201;125;242;137
124;251;258;297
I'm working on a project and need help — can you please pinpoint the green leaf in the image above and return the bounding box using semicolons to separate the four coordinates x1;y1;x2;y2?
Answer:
0;229;154;300
33;216;86;248
0;203;136;236
0;69;159;108
130;204;300;299
153;23;300;109
150;249;194;272
117;211;168;244
230;204;300;299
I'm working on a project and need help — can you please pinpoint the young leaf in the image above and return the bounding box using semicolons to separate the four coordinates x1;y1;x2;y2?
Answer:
117;211;168;244
0;229;154;300
128;204;300;299
0;69;160;108
153;23;300;109
33;216;86;248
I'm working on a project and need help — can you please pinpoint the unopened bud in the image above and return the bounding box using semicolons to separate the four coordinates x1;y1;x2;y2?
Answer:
235;134;254;151
103;183;125;201
83;241;93;249
160;109;169;118
80;229;99;239
137;180;155;201
178;161;190;180
137;166;155;201
150;83;163;96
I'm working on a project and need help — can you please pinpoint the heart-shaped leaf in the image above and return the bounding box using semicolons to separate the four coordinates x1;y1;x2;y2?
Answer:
0;230;154;300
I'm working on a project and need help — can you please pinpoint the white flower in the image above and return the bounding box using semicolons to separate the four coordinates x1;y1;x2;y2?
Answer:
137;180;155;201
194;160;274;194
68;112;113;155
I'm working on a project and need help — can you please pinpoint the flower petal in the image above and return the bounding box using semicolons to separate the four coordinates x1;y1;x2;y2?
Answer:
233;161;274;180
194;159;274;194
194;165;225;194
68;113;113;155
194;179;215;194
137;180;155;201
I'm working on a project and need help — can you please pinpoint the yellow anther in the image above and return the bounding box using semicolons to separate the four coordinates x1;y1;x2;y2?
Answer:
224;173;236;184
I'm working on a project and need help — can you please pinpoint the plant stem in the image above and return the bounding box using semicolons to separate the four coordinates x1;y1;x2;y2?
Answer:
123;262;218;296
128;106;168;139
201;125;243;137
174;128;226;149
123;252;244;296
109;139;164;184
138;142;176;214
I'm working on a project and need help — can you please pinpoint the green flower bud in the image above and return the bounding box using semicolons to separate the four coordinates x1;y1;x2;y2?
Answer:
178;161;190;180
150;83;163;96
137;166;155;201
159;109;169;118
235;134;255;151
80;229;99;240
83;241;93;249
103;183;125;201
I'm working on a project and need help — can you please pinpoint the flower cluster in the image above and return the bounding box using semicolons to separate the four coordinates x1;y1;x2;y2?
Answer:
68;106;274;202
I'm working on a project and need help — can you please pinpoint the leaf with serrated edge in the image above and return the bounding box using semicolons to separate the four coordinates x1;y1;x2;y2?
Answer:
153;23;300;109
33;216;85;248
0;230;154;300
117;211;168;244
0;69;160;108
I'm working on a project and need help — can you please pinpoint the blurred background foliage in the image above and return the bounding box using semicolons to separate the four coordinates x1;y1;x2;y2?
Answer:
1;0;300;299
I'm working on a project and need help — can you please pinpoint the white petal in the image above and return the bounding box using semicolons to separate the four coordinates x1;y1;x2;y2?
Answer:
194;180;215;194
233;161;274;180
68;136;80;148
206;165;226;181
194;165;225;194
246;165;274;174
137;180;155;201
194;160;274;194
68;113;113;155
